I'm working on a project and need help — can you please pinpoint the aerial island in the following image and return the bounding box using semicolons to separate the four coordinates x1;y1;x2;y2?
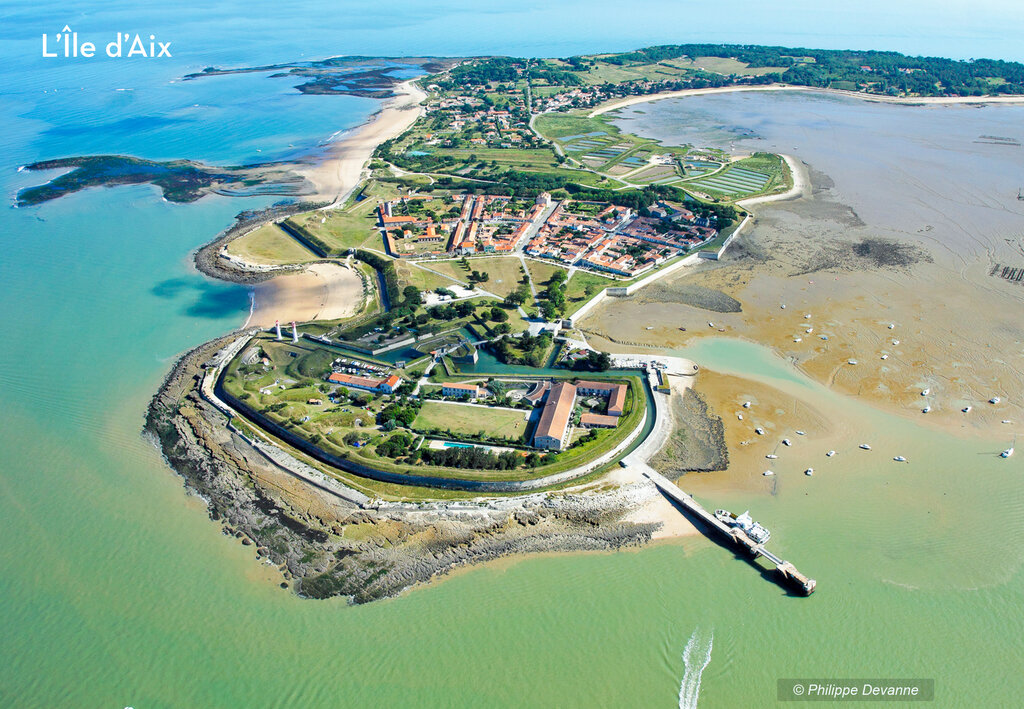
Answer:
25;44;1024;602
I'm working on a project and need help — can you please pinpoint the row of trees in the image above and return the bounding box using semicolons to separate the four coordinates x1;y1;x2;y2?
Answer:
420;445;539;470
537;268;568;321
598;44;1024;96
373;430;551;470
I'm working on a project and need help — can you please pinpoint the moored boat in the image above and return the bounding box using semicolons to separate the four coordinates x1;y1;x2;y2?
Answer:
715;509;771;544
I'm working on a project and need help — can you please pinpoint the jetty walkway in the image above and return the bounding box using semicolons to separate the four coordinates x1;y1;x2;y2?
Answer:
642;467;817;596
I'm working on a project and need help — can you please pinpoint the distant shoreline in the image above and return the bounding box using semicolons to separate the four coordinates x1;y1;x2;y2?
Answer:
588;83;1024;117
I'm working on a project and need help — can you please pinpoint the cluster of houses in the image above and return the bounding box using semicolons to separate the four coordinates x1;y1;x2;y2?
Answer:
377;192;718;277
525;200;718;278
617;202;718;251
422;91;539;150
532;78;704;113
379;193;549;257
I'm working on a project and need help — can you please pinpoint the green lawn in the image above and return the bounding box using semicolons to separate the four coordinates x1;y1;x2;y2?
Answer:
524;259;569;290
565;270;617;304
413;400;530;441
225;223;316;265
661;56;787;76
427;147;558;169
533;113;617;140
288;197;385;253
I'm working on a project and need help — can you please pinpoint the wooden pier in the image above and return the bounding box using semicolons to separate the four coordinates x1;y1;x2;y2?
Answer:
643;468;816;595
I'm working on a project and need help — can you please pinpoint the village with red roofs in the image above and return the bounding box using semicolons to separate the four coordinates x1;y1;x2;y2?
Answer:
378;192;722;278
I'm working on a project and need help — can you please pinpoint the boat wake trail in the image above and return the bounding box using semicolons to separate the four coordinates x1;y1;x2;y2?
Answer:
678;627;714;709
241;289;256;328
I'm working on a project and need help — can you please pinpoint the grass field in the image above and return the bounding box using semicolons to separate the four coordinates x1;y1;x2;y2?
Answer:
525;259;569;289
393;260;462;292
426;146;558;171
577;60;693;86
413;401;529;441
565;269;617;303
429;257;529;298
661;56;788;76
288;181;399;253
225;224;315;265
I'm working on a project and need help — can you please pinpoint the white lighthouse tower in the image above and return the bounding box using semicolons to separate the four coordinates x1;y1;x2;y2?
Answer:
275;320;282;341
291;321;299;343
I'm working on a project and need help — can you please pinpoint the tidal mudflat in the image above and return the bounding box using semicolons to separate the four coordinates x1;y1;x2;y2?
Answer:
586;91;1024;436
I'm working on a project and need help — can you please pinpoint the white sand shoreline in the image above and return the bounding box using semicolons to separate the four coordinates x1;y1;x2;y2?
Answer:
250;261;364;327
236;79;426;324
297;78;427;205
588;83;1024;118
738;153;810;208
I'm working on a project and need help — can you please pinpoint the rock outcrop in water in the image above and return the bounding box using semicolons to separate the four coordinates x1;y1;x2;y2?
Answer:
16;156;313;207
183;56;457;97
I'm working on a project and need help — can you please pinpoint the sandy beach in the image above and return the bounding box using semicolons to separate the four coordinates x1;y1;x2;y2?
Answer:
297;79;427;204
249;262;364;327
236;79;426;324
589;83;1024;118
737;153;809;207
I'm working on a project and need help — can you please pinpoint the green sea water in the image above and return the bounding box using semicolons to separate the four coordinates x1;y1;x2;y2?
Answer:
4;3;1024;707
4;299;1023;706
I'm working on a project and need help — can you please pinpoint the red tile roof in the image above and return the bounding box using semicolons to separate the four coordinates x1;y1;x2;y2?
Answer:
533;382;576;447
579;413;619;428
576;380;627;417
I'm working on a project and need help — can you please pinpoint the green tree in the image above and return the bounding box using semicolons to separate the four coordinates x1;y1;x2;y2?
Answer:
403;285;422;307
504;290;526;307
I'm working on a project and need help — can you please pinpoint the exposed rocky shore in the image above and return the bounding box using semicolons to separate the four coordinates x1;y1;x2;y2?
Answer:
650;389;729;478
183;56;458;97
145;336;662;604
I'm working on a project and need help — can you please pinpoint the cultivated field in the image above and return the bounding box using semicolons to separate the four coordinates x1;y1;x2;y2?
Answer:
393;260;462;292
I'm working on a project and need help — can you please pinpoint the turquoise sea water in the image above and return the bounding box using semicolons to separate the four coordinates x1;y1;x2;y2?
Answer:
4;2;1024;707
